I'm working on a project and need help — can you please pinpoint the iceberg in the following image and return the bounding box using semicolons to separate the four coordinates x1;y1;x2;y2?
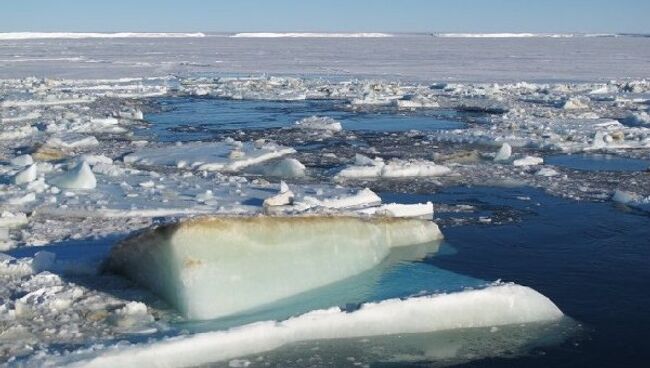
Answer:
57;284;563;368
107;216;443;320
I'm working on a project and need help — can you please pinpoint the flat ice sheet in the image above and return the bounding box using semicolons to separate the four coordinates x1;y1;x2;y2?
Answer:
1;34;649;81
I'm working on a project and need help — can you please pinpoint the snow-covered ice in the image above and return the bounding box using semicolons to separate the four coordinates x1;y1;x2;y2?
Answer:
40;283;563;368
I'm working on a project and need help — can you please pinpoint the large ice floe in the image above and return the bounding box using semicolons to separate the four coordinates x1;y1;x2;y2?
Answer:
48;284;563;368
107;216;443;320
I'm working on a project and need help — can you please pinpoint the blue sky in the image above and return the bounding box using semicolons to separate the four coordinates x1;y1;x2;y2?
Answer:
1;0;649;33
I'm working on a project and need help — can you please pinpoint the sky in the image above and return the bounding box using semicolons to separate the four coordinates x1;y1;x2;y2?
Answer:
1;0;649;34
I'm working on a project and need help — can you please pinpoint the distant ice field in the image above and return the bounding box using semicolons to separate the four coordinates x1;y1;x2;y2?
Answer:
1;33;648;81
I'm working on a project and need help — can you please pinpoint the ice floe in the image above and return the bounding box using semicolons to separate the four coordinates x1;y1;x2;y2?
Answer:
44;283;562;368
124;140;296;172
107;216;443;320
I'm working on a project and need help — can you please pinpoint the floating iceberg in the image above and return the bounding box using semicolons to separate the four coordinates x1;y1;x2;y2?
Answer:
58;284;563;368
107;216;443;320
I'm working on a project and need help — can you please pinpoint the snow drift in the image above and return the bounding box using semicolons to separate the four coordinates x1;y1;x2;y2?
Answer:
107;216;443;320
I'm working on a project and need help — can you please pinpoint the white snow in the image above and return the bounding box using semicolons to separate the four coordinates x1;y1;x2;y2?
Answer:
107;216;443;320
53;284;563;368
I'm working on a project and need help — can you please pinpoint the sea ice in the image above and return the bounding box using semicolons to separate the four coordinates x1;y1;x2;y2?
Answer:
294;116;343;132
124;141;296;172
107;216;443;320
56;284;563;368
513;156;544;167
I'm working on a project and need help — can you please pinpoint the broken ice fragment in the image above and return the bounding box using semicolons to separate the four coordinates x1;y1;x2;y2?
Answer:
494;143;512;162
14;164;37;185
107;216;443;320
50;161;97;189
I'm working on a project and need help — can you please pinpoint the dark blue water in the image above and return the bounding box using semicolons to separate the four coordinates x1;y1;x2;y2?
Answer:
546;153;650;172
383;186;650;367
144;97;463;141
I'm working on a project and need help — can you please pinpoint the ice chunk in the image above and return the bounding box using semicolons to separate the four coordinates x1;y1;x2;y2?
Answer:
494;143;512;162
10;154;34;167
14;164;37;185
50;161;97;189
247;158;306;178
61;284;562;368
319;188;382;209
562;97;589;110
337;159;451;179
382;160;451;178
294;116;343;132
536;167;560;177
46;135;99;149
263;181;294;207
359;202;434;218
0;211;28;228
513;156;544;166
107;216;443;320
124;141;296;172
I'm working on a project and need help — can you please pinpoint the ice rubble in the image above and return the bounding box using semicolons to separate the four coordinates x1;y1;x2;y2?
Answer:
124;140;296;172
107;216;443;320
53;283;563;368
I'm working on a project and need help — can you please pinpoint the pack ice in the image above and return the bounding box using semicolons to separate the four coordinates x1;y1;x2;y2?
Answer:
107;216;443;320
